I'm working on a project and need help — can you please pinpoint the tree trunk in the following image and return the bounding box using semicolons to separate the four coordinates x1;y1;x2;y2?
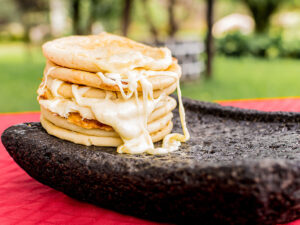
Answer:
87;0;97;34
243;0;281;33
142;0;159;43
168;0;177;38
205;0;214;78
72;0;81;35
122;0;133;36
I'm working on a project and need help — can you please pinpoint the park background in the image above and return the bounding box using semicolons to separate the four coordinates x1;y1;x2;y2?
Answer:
1;0;300;112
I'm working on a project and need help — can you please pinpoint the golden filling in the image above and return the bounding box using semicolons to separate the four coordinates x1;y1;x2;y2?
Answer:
67;112;112;131
41;91;113;131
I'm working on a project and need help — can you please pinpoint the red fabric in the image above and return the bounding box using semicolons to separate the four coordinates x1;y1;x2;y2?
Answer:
1;98;300;225
217;97;300;112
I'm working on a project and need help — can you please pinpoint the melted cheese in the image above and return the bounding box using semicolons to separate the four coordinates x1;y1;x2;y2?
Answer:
39;97;95;120
71;84;160;154
95;68;189;154
37;67;56;96
38;70;190;154
49;79;63;97
150;80;190;154
39;34;189;154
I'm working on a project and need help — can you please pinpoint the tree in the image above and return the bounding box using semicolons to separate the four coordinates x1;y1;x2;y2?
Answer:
242;0;284;33
205;0;214;78
141;0;181;41
13;0;48;42
0;0;18;25
87;0;98;33
167;0;178;38
88;0;122;33
122;0;133;36
142;0;159;43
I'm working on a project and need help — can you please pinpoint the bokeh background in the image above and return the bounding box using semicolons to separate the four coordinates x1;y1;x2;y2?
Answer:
1;0;300;112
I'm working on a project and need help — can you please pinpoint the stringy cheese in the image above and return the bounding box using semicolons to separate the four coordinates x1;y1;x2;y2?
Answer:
38;76;189;154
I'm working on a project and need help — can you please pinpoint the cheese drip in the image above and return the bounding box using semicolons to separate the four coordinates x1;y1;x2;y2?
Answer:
148;80;190;154
71;84;160;154
37;67;56;96
94;69;189;154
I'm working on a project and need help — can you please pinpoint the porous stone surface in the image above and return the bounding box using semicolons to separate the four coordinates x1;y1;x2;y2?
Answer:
2;99;300;225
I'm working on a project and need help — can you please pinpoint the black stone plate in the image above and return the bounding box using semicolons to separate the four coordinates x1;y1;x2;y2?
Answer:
2;98;300;225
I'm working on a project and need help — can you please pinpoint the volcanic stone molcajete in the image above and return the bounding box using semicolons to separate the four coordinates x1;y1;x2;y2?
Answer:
2;99;300;225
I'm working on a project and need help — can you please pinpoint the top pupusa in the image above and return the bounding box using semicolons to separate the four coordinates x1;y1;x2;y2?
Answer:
42;32;173;73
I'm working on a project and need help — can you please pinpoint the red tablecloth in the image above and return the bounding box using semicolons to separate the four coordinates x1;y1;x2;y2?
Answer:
1;98;300;225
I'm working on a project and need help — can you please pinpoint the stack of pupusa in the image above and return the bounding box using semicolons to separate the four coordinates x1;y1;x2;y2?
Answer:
37;32;189;154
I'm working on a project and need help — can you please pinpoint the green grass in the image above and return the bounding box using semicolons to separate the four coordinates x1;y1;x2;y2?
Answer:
181;56;300;101
0;44;44;112
0;44;300;113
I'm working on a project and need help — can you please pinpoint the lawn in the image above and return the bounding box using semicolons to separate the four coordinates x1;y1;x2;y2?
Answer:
0;44;300;112
181;57;300;101
0;44;45;112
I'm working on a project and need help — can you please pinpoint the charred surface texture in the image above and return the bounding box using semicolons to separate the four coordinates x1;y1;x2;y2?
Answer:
2;99;300;225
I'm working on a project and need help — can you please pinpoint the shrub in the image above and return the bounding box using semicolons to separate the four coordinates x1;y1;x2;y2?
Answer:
247;34;281;58
281;40;300;58
216;32;248;57
216;32;283;58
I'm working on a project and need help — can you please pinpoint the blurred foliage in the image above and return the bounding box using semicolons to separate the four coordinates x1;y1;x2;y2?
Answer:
1;0;300;53
281;39;300;58
91;0;122;32
216;31;300;59
0;0;50;42
13;0;49;41
242;0;286;33
247;33;281;57
14;0;49;12
69;0;123;34
223;0;288;33
216;32;248;57
0;0;18;24
0;0;203;42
